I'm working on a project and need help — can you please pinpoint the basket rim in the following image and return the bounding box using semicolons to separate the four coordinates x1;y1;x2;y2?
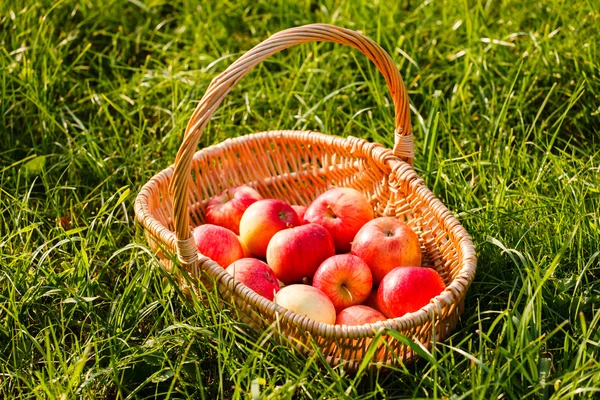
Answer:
134;129;477;342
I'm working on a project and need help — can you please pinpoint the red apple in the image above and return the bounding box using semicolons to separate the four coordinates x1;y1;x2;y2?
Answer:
266;223;335;285
351;217;422;285
239;199;301;259
291;205;308;222
225;258;279;301
192;224;244;268
335;305;387;325
205;185;263;234
304;187;374;253
312;254;372;313
275;284;336;324
377;266;446;318
363;290;380;311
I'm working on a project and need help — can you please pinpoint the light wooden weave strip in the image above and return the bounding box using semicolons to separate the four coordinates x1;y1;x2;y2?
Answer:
134;24;477;370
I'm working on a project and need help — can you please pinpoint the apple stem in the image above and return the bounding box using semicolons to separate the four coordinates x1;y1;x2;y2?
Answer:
326;204;337;218
341;284;354;301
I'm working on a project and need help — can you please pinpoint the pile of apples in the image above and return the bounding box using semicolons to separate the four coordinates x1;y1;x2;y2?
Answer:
193;185;446;326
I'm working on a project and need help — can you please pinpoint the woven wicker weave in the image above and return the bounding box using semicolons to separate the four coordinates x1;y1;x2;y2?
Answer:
134;24;476;370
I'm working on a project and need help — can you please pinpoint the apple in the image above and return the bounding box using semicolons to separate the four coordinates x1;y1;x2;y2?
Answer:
266;223;335;285
225;258;279;301
304;187;374;253
205;185;263;234
192;224;244;268
291;205;308;222
362;290;380;311
377;266;446;318
237;236;252;258
239;199;301;259
335;304;388;361
335;305;387;325
275;284;336;324
351;217;422;285
312;254;372;313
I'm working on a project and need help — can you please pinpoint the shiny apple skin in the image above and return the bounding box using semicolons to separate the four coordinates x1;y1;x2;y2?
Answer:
266;223;335;285
335;305;387;325
275;284;336;324
376;266;446;318
312;254;372;313
304;187;374;253
226;258;279;301
239;199;301;259
205;185;263;234
351;217;422;285
192;224;244;268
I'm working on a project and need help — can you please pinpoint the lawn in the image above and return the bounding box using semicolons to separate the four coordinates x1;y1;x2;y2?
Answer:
1;0;599;398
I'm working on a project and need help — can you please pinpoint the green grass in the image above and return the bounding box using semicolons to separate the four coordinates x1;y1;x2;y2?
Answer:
1;0;599;398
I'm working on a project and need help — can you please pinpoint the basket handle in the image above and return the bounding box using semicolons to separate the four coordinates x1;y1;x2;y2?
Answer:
170;24;413;266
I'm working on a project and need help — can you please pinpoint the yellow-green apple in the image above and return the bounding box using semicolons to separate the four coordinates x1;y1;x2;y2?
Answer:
266;223;335;284
376;266;446;318
275;284;336;324
237;236;252;258
304;187;374;253
205;185;262;234
239;199;301;259
312;254;372;312
335;305;387;325
192;224;244;268
351;217;422;285
291;205;308;222
225;258;279;301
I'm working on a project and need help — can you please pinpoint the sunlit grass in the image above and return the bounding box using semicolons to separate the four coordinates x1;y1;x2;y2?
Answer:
1;0;599;398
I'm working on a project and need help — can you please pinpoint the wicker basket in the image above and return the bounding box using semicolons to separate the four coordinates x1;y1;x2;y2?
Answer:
134;24;476;370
